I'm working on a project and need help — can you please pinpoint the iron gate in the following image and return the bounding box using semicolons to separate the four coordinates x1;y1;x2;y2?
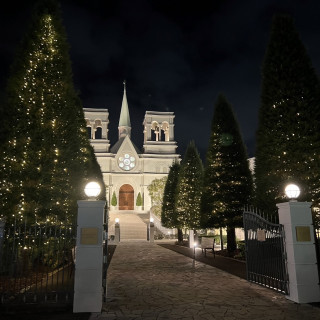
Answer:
315;227;320;282
243;208;289;294
0;217;76;309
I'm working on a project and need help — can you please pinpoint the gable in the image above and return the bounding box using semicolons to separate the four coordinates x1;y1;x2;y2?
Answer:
114;136;140;172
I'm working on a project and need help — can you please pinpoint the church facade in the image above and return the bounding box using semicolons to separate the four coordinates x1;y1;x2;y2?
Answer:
83;84;180;212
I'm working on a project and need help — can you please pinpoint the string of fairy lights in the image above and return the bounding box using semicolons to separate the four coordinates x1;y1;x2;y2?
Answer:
1;14;90;223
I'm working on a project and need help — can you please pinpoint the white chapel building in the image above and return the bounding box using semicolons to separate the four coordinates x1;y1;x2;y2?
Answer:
83;83;180;225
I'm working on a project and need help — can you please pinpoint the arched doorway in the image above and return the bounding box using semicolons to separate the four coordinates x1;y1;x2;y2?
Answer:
119;184;134;210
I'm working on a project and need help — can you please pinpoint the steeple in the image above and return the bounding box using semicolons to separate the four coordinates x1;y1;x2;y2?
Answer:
118;80;131;139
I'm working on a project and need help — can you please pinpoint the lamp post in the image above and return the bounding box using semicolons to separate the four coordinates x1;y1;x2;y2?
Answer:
114;218;120;243
149;217;154;243
277;184;320;303
73;181;106;313
193;242;197;259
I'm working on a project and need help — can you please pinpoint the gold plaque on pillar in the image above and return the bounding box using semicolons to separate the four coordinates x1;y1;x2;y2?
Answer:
296;226;311;242
81;228;99;245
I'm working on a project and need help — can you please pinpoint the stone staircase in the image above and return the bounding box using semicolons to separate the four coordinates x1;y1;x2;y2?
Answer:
108;211;149;241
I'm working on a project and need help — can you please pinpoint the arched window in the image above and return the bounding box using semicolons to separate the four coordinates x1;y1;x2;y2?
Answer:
151;121;160;141
94;120;102;139
85;119;92;139
161;121;169;141
87;127;92;139
95;127;102;139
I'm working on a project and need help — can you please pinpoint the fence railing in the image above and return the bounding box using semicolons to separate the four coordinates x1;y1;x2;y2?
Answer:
0;217;76;307
315;228;320;283
150;211;176;238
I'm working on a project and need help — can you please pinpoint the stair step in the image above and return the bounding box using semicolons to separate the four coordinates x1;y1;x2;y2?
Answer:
108;211;149;241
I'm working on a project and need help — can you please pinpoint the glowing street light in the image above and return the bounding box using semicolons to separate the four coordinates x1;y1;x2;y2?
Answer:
285;184;300;201
84;181;101;199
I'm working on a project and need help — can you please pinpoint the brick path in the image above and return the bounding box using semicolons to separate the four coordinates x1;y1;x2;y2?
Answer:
91;241;320;320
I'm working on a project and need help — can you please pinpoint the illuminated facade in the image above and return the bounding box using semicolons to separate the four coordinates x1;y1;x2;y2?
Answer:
84;83;179;212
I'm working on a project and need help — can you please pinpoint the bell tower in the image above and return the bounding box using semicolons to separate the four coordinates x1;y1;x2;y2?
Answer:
83;108;110;153
143;111;177;154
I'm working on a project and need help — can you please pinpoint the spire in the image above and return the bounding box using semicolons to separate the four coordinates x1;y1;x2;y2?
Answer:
118;80;132;139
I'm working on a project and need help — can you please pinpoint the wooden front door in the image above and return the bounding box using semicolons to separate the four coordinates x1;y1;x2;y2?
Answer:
119;184;134;210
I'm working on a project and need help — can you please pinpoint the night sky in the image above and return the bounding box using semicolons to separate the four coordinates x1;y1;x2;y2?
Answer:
1;0;320;159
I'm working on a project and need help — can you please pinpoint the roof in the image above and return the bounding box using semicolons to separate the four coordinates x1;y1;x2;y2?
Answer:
110;137;141;154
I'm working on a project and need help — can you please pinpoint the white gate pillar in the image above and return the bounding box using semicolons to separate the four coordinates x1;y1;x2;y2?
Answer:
277;201;320;303
73;200;106;313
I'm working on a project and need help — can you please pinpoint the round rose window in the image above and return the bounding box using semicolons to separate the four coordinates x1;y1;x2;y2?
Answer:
118;154;136;171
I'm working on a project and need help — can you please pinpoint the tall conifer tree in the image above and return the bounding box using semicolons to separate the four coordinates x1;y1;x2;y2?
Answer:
0;0;104;222
200;94;253;252
255;15;320;213
161;161;180;228
176;141;203;230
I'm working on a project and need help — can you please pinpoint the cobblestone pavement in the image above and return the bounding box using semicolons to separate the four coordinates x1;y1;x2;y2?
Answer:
91;242;320;320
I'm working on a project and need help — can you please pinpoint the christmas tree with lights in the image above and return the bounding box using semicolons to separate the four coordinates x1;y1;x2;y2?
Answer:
200;94;253;253
176;141;203;230
161;161;180;226
255;14;320;213
0;0;104;223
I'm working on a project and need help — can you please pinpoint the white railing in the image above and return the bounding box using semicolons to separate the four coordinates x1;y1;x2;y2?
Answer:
150;211;176;237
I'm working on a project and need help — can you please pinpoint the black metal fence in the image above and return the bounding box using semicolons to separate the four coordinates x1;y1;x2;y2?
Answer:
0;217;76;309
315;227;320;283
243;208;289;294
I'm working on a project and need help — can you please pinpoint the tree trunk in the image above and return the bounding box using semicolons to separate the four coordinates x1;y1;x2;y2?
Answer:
220;227;223;250
177;228;183;243
227;226;236;254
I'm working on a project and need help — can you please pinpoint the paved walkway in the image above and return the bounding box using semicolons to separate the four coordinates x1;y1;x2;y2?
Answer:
91;242;320;320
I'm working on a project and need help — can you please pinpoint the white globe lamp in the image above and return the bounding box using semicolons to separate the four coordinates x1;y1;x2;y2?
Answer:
115;218;120;224
285;184;300;201
150;217;154;223
84;181;101;199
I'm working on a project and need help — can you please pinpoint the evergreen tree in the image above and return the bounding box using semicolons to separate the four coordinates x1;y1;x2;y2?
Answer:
255;14;320;213
161;161;180;228
147;177;167;217
0;0;104;223
200;94;253;253
176;141;203;230
111;191;117;207
136;192;142;207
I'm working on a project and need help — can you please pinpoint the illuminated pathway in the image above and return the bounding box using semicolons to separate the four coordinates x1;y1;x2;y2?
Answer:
91;242;320;320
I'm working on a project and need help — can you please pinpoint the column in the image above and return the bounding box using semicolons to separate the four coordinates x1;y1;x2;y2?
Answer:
73;200;106;313
277;201;320;303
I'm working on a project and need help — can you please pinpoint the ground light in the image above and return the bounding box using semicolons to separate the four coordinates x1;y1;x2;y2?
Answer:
84;181;101;199
285;184;300;201
193;242;197;259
